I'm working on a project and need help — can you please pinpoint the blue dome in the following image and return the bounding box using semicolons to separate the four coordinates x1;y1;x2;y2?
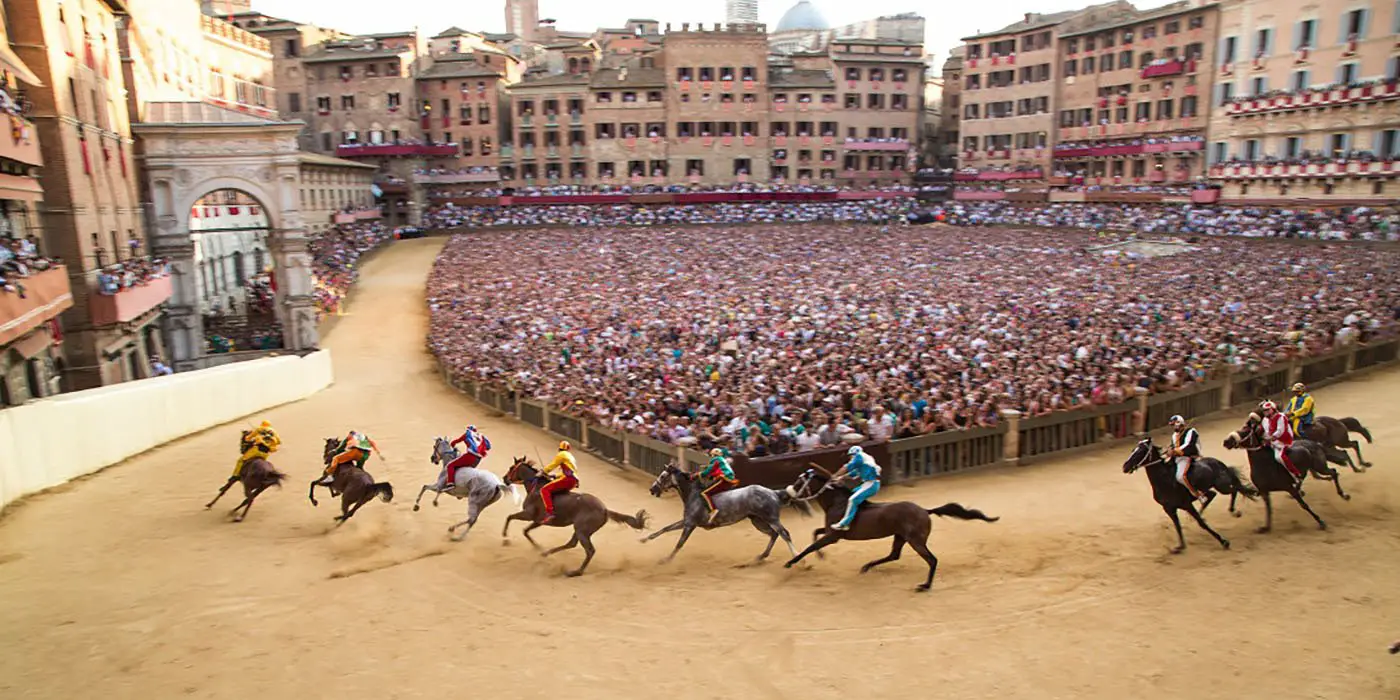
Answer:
775;1;829;32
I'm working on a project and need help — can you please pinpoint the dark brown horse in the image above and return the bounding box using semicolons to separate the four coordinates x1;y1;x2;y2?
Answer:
1223;415;1347;532
500;456;649;577
1298;416;1373;470
1121;437;1257;553
310;437;394;525
205;457;287;522
781;466;999;591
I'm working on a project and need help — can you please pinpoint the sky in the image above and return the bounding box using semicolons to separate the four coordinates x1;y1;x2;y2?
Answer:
249;0;1177;61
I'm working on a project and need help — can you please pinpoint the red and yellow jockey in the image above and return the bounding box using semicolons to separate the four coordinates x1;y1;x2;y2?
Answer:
323;431;382;482
538;441;579;523
232;421;281;479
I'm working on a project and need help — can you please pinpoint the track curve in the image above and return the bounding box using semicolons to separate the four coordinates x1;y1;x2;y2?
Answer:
2;238;1399;699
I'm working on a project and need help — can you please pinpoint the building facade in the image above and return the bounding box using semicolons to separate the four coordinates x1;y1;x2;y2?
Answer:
1205;0;1400;202
505;0;540;43
297;152;378;235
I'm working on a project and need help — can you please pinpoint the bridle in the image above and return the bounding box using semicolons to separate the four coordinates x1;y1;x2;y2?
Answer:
1125;441;1166;472
787;469;837;502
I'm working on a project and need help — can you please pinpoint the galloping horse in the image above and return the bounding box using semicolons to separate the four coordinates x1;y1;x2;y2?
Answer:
500;456;649;577
642;462;808;564
205;457;287;523
310;437;395;525
1121;437;1258;553
414;437;517;541
782;467;999;591
1298;416;1374;471
1223;415;1347;532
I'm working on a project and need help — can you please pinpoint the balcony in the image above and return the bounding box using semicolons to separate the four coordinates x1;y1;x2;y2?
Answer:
0;265;73;346
499;145;514;158
1139;58;1191;79
413;170;502;184
89;274;173;327
953;168;1043;182
1054;131;1207;155
335;143;459;158
843;139;911;152
1224;80;1400;117
0;116;43;167
1208;159;1398;180
200;14;271;54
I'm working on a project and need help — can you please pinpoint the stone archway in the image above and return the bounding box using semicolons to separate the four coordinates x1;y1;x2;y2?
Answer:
134;101;318;370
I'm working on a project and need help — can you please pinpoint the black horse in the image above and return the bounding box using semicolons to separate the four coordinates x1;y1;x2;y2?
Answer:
1223;415;1348;532
1122;437;1259;553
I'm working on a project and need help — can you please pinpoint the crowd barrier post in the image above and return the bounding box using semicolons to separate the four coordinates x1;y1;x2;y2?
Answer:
1000;409;1021;464
1133;387;1149;434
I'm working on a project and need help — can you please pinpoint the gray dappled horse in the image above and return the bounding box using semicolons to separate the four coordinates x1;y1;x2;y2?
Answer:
415;437;517;541
642;462;809;564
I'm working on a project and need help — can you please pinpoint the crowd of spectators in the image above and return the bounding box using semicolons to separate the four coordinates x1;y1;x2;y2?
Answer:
0;234;52;297
423;199;916;229
925;202;1397;240
96;256;170;295
427;224;1398;455
308;221;393;317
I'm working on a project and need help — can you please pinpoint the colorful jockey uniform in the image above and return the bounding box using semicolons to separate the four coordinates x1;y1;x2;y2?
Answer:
232;421;281;479
699;448;738;525
444;425;491;488
1167;415;1205;500
832;446;881;531
1285;383;1315;435
538;441;579;522
324;431;380;482
1259;401;1302;481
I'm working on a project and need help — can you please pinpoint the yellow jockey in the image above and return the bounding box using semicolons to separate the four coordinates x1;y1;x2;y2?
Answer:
1285;383;1315;435
538;441;580;523
232;421;281;479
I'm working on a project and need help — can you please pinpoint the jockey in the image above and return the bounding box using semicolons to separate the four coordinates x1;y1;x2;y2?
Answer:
1259;401;1302;483
538;441;579;523
698;448;738;525
1166;415;1205;501
444;425;491;488
231;420;281;481
1285;383;1315;435
831;445;881;531
322;430;383;484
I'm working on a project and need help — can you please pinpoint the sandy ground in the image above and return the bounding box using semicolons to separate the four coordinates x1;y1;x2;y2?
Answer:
2;237;1399;700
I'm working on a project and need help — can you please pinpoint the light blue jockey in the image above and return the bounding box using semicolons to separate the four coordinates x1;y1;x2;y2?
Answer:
832;445;881;531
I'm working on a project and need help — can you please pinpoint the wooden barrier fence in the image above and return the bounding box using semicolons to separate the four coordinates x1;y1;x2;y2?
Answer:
434;339;1398;484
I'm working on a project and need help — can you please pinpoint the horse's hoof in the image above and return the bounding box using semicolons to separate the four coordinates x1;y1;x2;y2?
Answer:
915;584;931;592
1256;527;1272;534
1341;494;1352;501
232;516;244;523
564;570;583;578
1231;510;1242;518
1318;521;1328;530
859;565;872;574
1220;539;1230;550
783;562;796;569
501;538;510;547
413;505;420;512
1170;546;1185;555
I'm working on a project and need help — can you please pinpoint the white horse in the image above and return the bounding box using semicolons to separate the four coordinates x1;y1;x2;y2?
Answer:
414;437;518;541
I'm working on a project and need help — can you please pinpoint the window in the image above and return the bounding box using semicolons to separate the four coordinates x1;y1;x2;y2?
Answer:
1165;20;1180;35
1180;95;1198;117
1082;56;1095;74
1221;36;1237;64
1244;138;1260;160
1329;132;1350;156
1292;69;1309;91
1253;28;1272;57
316;95;331;113
1157;98;1173;120
1250;76;1267;96
866;93;885;109
1064;60;1078;77
1341;8;1367;41
1218;81;1235;106
1119;51;1133;69
320;132;332;151
284;39;299;57
1139;51;1155;68
1380;129;1400;158
1295;19;1317;49
288;92;301;113
1210;141;1227;163
1337;62;1359;84
1135;102;1151;121
1067;39;1079;54
340;94;354;110
1285;136;1302;158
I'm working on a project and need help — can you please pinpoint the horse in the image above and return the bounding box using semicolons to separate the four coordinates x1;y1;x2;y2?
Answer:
414;437;517;541
1298;416;1374;470
642;462;809;564
1121;437;1259;553
781;467;999;591
310;437;394;525
1223;414;1348;533
204;457;287;523
500;456;649;577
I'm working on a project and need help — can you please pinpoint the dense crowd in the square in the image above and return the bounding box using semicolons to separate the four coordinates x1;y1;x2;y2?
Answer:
309;221;393;317
426;223;1399;456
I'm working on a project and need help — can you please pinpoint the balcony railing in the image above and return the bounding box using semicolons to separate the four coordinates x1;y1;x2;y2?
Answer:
90;274;173;327
413;171;502;184
1053;141;1204;158
0;265;72;345
0;116;43;167
1208;159;1398;180
335;143;459;157
1224;80;1400;116
1139;58;1192;79
200;15;271;54
1055;121;1207;143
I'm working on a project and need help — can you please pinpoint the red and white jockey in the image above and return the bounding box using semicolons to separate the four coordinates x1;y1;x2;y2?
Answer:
444;425;490;488
1259;401;1302;481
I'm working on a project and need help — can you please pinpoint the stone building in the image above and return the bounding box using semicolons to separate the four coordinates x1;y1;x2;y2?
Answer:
503;73;591;183
1205;0;1400;203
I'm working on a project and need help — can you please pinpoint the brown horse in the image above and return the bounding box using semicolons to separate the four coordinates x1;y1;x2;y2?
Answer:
500;456;648;577
310;437;394;525
782;466;999;591
1298;416;1373;470
205;458;287;522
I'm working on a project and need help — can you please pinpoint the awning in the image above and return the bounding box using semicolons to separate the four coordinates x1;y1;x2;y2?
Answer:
0;43;42;86
10;325;54;359
0;173;42;203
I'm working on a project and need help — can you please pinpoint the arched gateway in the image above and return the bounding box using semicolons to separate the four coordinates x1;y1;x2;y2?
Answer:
134;102;318;370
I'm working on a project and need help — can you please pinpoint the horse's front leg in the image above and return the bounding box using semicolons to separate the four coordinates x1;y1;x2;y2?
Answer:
307;479;321;507
413;485;432;512
661;526;697;564
449;503;483;541
206;478;237;509
521;522;544;552
785;530;843;568
1199;491;1217;514
1182;503;1229;550
641;519;687;543
500;510;530;544
1350;440;1371;469
1328;470;1351;501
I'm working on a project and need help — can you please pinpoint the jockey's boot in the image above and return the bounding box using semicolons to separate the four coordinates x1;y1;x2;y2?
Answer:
706;508;720;525
540;512;555;524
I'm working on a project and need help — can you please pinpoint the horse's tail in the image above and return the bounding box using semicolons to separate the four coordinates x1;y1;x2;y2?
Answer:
499;483;522;505
1225;466;1259;500
776;486;813;517
374;483;395;502
927;503;999;523
267;467;288;489
1340;417;1372;444
607;508;649;530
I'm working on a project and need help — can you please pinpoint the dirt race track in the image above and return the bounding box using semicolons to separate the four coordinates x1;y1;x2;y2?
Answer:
2;238;1399;699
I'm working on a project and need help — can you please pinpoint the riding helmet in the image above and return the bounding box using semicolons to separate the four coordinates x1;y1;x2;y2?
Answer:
1291;383;1306;392
559;440;571;451
847;445;864;456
